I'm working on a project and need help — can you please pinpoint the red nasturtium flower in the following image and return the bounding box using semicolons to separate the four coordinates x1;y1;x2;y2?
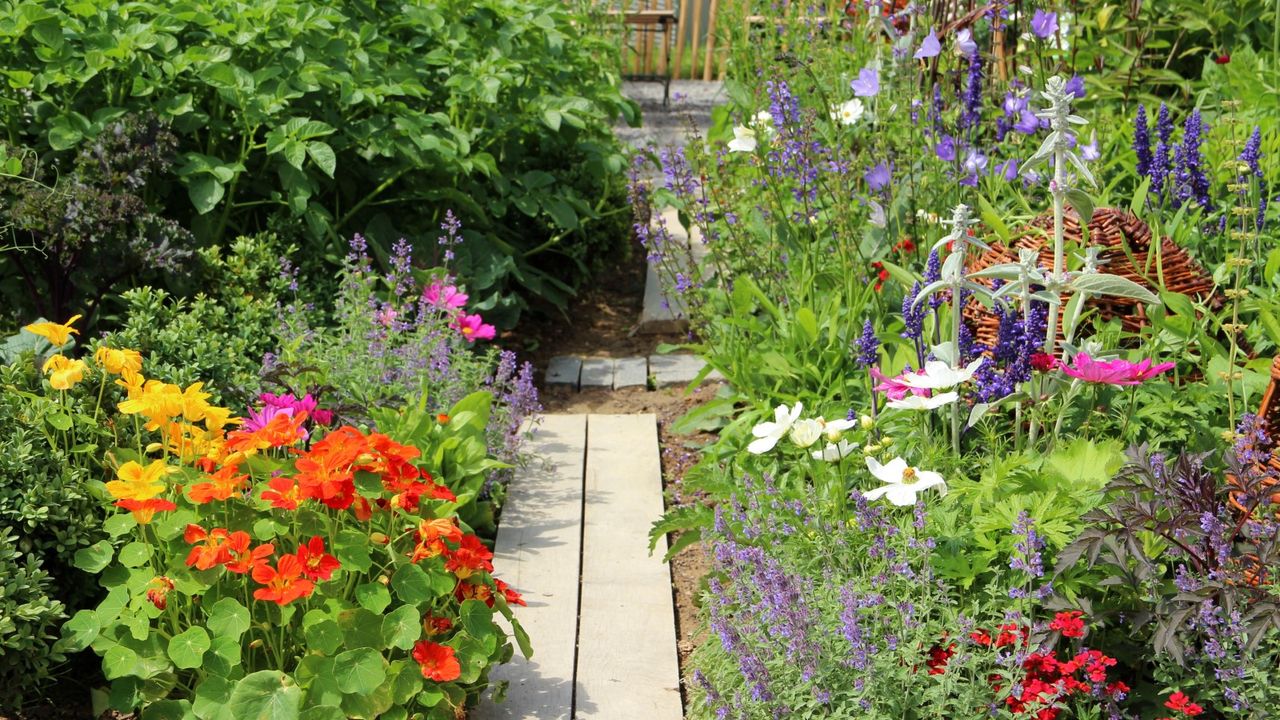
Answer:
494;579;526;607
145;576;175;610
423;614;454;636
1049;610;1086;638
223;531;275;574
252;554;315;605
445;535;495;579
412;641;461;682
114;498;177;524
295;536;341;581
455;580;495;606
185;524;233;570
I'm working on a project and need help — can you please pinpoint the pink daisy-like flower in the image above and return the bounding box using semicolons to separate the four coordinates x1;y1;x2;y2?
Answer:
452;313;496;342
423;283;469;310
1058;353;1175;386
871;367;931;401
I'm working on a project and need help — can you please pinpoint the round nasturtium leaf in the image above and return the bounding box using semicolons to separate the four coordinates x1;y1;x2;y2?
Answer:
355;582;391;613
206;598;251;639
60;609;101;652
168;626;211;669
380;605;421;651
389;564;433;605
334;647;387;695
74;539;114;573
227;671;302;720
118;542;152;568
302;610;343;655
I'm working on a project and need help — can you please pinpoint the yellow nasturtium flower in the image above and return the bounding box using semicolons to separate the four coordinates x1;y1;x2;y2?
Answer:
105;460;170;501
41;355;87;391
94;346;143;375
24;314;82;347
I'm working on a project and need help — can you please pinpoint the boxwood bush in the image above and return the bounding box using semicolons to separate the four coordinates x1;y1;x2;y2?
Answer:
0;0;635;326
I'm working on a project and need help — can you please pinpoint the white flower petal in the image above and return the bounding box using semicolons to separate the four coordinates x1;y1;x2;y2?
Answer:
883;484;920;506
886;391;958;410
865;456;909;484
747;435;780;454
751;421;780;438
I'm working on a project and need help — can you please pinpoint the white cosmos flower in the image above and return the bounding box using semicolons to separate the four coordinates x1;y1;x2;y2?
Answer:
751;110;777;138
728;125;758;153
899;358;986;390
885;391;958;411
862;456;947;506
812;439;859;462
747;402;803;454
789;418;823;448
833;99;865;126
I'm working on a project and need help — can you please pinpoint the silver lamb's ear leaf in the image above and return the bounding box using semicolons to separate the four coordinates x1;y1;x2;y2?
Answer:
912;280;949;309
1024;133;1058;169
1067;151;1098;188
967;402;992;429
1062;291;1087;343
993;281;1024;301
1031;290;1061;304
1070;272;1160;304
941;251;966;278
967;263;1024;280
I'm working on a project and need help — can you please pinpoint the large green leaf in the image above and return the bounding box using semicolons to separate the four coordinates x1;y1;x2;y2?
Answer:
227;672;302;720
206;598;250;639
333;648;386;695
381;605;421;651
168;626;210;670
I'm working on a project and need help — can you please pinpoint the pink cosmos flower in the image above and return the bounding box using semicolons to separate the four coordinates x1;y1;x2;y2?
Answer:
423;283;469;310
871;367;931;401
1058;353;1175;386
452;313;496;342
259;392;333;426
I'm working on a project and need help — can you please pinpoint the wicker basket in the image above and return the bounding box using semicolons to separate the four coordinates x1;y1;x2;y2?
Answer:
962;208;1217;350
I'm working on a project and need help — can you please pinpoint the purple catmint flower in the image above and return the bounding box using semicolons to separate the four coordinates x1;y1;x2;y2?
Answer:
1239;126;1268;230
438;210;462;263
901;283;926;343
1133;104;1152;178
854;318;880;368
1030;10;1058;39
851;66;880;97
1009;511;1045;578
924;250;944;309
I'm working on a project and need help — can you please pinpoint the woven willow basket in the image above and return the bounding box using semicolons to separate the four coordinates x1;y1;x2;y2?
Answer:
961;208;1217;349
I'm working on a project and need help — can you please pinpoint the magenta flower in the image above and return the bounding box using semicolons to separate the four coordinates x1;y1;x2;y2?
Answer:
452;313;496;342
1058;353;1175;386
423;283;469;310
260;392;334;426
871;367;930;401
242;404;307;437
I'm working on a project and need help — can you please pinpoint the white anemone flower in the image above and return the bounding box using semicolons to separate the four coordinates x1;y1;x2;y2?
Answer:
747;402;803;454
899;358;986;390
751;110;777;138
862;456;947;506
821;417;858;442
728;125;758;153
885;391;958;411
812;439;859;462
833;99;865;126
789;418;823;448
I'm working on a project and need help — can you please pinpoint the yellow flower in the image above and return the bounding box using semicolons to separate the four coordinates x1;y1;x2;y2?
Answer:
119;380;185;429
24;315;82;347
94;347;143;375
201;405;241;432
41;355;87;391
115;367;145;397
179;382;212;422
105;460;170;501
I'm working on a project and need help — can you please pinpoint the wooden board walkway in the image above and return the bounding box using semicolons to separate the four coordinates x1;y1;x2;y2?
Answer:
474;414;682;720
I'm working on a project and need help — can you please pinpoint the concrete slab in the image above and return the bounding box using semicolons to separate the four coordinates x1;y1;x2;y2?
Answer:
613;357;649;389
545;356;582;389
649;353;716;388
579;358;616;389
637;264;688;335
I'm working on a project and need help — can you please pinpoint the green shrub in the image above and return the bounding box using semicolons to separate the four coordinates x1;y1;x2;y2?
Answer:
0;0;636;325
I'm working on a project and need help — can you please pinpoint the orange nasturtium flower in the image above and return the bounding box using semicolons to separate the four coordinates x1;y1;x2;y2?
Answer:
94;346;143;375
185;525;233;570
105;460;170;501
412;641;462;682
261;476;305;510
445;534;494;579
410;518;463;563
295;536;341;582
252;554;315;605
24;314;81;347
223;531;274;574
224;411;308;455
114;498;176;524
494;578;527;607
187;463;248;504
41;354;87;391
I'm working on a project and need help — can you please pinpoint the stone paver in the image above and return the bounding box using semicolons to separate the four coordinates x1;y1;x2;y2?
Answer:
649;353;721;388
545;356;582;389
613;357;649;389
579;358;616;388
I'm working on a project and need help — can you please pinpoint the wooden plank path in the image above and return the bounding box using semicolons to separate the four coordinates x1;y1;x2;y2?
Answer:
474;414;682;720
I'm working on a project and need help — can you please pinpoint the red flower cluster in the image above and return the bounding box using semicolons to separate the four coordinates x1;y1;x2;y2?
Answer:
1160;691;1204;718
1048;611;1086;638
969;622;1030;649
184;525;339;606
871;261;890;292
412;640;461;682
998;649;1124;718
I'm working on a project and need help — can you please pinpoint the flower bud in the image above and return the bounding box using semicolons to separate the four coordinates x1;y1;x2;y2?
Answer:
859;414;874;430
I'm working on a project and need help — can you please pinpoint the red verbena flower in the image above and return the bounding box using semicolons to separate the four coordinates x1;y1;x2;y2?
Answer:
1165;691;1204;716
1049;610;1086;638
